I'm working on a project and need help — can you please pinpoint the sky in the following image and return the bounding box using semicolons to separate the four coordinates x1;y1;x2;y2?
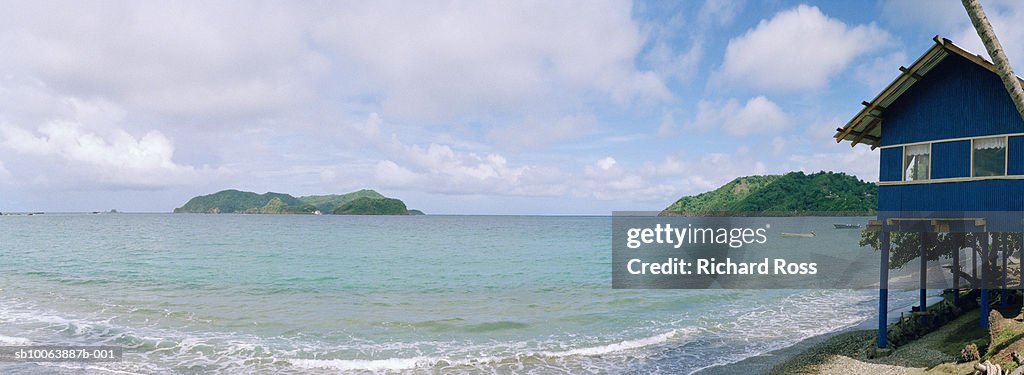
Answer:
1;0;1024;215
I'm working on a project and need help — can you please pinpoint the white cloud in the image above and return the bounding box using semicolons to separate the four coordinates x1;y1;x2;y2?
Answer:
690;96;791;136
641;156;686;177
640;0;742;83
374;160;420;187
879;0;1024;72
644;40;703;83
311;1;670;120
0;2;323;117
596;157;617;171
0;2;893;212
584;156;623;180
0;160;10;181
643;153;767;193
806;116;844;142
318;168;337;184
951;2;1024;71
577;150;775;203
0;97;209;189
488;114;597;150
880;0;966;31
354;114;767;204
1;123;201;188
401;144;521;183
697;0;743;28
0;1;668;122
343;114;561;196
853;51;909;90
784;146;879;183
656;111;678;138
771;137;787;155
581;156;674;201
717;5;893;92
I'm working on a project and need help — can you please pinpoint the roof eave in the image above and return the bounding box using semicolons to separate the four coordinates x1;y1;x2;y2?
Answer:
833;36;1024;149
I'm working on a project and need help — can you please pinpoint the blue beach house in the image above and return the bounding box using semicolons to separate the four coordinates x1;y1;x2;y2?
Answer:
835;36;1024;350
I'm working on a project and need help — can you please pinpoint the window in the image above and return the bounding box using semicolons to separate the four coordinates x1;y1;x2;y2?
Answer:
903;144;930;181
972;136;1006;177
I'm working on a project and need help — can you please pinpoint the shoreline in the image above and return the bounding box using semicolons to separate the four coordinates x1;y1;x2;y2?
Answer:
692;324;866;375
713;306;997;375
693;292;943;375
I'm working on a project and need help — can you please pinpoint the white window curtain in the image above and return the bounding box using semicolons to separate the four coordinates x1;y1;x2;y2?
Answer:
974;137;1006;150
904;144;930;181
973;136;1007;177
905;144;930;155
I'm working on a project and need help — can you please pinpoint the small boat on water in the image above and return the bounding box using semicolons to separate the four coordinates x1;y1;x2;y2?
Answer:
833;223;861;229
781;231;816;238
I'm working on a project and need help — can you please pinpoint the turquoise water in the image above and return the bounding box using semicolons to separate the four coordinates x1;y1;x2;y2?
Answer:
0;214;907;374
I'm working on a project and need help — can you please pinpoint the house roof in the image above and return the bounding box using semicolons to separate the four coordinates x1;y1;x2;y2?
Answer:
834;36;1024;148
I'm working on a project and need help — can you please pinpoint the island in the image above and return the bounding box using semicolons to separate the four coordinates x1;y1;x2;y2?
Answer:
660;171;876;216
173;189;423;215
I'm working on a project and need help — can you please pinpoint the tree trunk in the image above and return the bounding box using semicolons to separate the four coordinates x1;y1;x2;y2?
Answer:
962;0;1024;121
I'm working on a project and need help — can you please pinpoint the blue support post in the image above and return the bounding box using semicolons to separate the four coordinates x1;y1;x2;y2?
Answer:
920;233;927;313
981;232;990;328
879;230;890;349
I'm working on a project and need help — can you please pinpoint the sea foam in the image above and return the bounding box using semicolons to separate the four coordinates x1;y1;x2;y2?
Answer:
0;334;30;345
288;327;696;372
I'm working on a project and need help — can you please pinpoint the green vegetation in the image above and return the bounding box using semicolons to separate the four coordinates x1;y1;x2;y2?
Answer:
243;197;317;214
661;171;876;216
173;190;303;214
298;189;386;212
174;189;420;215
859;231;1019;273
332;197;408;215
985;307;1024;367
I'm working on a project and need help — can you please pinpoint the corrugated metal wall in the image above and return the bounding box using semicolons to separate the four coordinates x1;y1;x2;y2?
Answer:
880;55;1024;146
879;147;903;181
931;140;971;178
875;52;1024;213
879;180;1024;211
1010;136;1024;175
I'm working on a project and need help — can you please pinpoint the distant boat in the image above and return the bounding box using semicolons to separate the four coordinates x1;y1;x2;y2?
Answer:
833;223;861;229
781;231;816;238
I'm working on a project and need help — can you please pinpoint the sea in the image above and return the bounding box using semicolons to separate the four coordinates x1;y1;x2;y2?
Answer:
0;214;920;374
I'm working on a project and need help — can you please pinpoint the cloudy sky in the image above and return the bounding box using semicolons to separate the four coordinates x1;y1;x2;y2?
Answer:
1;0;1022;214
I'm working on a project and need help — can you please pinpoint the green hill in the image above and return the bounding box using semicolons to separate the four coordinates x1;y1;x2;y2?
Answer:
298;189;385;212
332;197;408;215
173;190;307;214
174;189;420;215
661;171;876;216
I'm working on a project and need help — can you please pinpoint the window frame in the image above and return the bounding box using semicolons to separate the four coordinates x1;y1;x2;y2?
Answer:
902;142;932;182
970;135;1008;177
878;134;1023;186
